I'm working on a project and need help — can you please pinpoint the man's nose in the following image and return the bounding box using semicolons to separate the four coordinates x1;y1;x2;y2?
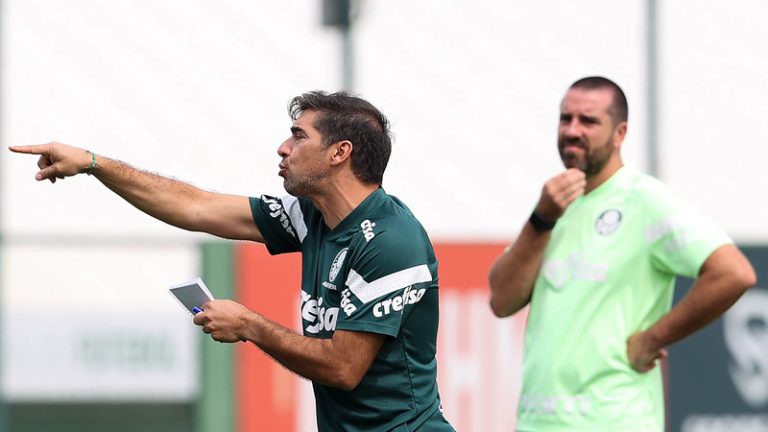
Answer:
562;120;582;137
277;139;291;156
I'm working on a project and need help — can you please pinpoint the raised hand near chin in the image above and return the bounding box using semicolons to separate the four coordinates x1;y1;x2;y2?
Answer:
9;141;94;183
535;168;587;221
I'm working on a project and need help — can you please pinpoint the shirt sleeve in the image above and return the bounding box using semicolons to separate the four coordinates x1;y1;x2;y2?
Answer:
646;189;732;278
334;221;437;337
249;194;309;255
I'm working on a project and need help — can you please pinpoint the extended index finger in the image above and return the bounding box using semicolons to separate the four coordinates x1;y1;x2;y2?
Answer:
8;144;51;155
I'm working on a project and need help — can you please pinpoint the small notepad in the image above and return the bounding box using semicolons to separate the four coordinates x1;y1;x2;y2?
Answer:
169;277;214;315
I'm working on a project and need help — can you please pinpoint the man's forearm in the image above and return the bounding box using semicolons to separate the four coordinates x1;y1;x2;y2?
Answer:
241;312;383;391
93;155;209;231
642;244;756;350
10;142;263;241
488;222;551;317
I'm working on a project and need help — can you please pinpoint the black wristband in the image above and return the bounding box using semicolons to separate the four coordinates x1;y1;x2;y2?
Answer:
529;211;556;232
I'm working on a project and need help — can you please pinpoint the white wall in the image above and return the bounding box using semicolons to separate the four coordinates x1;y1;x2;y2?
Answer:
3;1;766;241
1;0;766;402
659;0;768;243
357;0;648;241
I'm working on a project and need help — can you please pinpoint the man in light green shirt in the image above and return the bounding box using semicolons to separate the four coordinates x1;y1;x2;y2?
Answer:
488;76;756;431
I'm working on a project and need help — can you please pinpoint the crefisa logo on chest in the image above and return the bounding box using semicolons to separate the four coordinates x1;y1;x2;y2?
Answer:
595;209;622;236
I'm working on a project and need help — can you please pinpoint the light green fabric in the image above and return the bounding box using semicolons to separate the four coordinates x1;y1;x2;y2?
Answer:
517;167;731;432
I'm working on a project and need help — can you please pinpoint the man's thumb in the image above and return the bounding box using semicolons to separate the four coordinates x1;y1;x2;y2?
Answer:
36;165;56;181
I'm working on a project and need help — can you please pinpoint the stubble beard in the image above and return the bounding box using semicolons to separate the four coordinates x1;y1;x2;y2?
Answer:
283;177;313;197
559;137;614;176
282;169;326;197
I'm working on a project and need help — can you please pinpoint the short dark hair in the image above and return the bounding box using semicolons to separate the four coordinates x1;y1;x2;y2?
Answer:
288;91;392;185
569;76;628;125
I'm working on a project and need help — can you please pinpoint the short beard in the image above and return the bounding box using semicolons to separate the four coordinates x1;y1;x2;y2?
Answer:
583;140;613;176
284;178;314;197
559;137;614;176
283;169;326;197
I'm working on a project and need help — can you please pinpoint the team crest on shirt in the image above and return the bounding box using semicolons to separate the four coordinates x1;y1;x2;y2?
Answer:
595;209;622;236
329;248;349;283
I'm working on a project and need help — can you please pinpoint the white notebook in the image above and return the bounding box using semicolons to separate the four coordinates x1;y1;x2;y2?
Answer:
169;277;214;315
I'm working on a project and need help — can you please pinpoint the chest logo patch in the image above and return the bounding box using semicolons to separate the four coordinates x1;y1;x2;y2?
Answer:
329;248;348;283
595;209;622;236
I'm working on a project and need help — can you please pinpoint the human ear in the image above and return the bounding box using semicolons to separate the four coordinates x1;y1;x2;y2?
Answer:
613;122;628;148
330;140;353;166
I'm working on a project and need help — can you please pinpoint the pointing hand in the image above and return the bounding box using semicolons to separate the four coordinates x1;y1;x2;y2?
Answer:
9;142;94;183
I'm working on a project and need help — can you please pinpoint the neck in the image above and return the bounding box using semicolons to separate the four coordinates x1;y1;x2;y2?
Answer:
586;159;623;194
311;175;379;229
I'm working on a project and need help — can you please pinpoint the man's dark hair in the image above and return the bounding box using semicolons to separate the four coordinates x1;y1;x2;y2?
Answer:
288;91;392;185
569;76;629;125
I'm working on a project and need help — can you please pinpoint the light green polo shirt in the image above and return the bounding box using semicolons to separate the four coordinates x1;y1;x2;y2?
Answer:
517;167;731;432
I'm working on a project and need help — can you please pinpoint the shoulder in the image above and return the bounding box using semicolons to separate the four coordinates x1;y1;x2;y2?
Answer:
252;194;318;219
615;168;685;216
614;169;728;246
349;195;433;267
360;196;429;245
250;194;321;242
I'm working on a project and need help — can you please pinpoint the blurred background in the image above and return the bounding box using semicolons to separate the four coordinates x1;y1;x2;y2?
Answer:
0;0;766;431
